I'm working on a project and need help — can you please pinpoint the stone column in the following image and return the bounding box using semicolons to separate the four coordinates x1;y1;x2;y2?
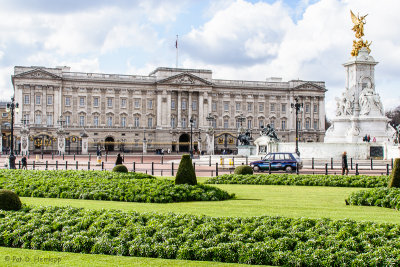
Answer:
156;93;162;129
206;128;215;155
20;127;29;155
177;92;182;128
319;97;325;130
57;133;66;154
199;93;204;128
81;133;89;154
143;139;147;154
188;92;192;121
167;92;171;128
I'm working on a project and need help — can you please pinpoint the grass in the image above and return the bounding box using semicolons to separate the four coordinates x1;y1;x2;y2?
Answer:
21;184;400;224
0;247;255;267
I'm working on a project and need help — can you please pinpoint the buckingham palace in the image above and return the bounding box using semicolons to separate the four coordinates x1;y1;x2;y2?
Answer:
11;66;326;154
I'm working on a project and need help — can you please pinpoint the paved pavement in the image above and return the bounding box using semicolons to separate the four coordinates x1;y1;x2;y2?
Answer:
0;153;393;177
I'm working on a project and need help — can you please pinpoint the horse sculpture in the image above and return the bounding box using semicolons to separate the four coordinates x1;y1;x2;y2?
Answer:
237;130;251;146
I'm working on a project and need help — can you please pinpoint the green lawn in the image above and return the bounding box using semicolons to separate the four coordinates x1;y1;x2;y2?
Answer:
0;247;255;267
21;184;400;224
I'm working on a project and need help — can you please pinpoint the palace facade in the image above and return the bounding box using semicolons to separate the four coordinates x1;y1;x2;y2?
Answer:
12;66;326;154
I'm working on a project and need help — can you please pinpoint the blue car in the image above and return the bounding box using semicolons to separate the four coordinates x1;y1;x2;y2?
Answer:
250;152;302;172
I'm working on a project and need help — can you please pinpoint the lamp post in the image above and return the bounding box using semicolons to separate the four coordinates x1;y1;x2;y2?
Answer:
206;113;215;155
291;97;303;156
238;113;246;129
6;97;19;169
189;117;194;158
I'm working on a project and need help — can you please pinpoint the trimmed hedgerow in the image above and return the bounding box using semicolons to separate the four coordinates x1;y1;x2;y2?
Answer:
112;164;129;173
388;158;400;188
0;189;22;211
205;174;388;188
1;206;400;266
175;154;197;185
346;187;400;210
234;165;253;175
0;170;233;203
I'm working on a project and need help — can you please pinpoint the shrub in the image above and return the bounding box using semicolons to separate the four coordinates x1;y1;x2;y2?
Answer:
112;165;128;173
175;154;197;185
388;158;400;188
234;165;253;175
0;189;22;211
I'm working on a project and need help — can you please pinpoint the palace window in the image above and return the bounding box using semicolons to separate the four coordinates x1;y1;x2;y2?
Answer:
93;97;99;107
121;99;127;108
182;99;187;110
35;114;41;124
65;115;70;126
46;114;53;126
24;95;30;104
171;99;175;109
147;99;153;109
192;100;197;111
305;104;310;113
236;102;241;112
134;99;140;109
212;102;217;112
134;117;140;127
224;119;229;128
281;103;286;113
107;98;113;108
212;120;216;128
259;120;264;128
224;102;229;112
79;97;85;107
35;95;41;105
270;120;275;129
247;103;253;112
281;120;286;130
47;95;53;105
182;118;187;128
65;97;70;106
297;120;302;130
107;116;113;127
79;116;85;126
259;103;264;112
93;116;99;127
247;119;252;129
192;118;197;128
121;117;126;127
270;103;275;112
314;119;318;130
314;104;318;113
305;118;310;129
148;117;153;128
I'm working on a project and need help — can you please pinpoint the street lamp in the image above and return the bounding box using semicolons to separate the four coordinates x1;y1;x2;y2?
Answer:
189;117;194;158
6;97;19;169
291;97;303;156
237;113;246;128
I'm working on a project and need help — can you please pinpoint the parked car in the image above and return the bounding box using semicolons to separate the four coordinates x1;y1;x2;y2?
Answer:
250;152;303;172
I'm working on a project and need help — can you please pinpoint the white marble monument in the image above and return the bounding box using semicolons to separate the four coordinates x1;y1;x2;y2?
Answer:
325;47;395;143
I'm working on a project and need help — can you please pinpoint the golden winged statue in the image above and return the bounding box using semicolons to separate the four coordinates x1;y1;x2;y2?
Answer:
350;10;367;39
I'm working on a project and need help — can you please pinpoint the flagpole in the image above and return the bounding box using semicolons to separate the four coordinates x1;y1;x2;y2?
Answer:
176;35;178;68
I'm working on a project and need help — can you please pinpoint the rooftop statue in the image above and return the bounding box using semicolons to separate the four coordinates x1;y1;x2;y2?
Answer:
350;10;371;56
350;10;367;39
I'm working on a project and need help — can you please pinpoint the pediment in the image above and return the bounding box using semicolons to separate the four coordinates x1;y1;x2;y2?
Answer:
157;73;213;86
293;82;326;92
13;69;61;80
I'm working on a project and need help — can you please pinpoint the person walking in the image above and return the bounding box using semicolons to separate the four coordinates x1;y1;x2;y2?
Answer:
342;151;349;175
21;156;27;170
115;153;123;165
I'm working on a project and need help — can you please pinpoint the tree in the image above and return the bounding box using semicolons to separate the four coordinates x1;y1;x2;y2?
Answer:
386;105;400;128
325;116;332;130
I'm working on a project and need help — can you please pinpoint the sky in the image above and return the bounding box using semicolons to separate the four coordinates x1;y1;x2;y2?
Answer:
0;0;399;119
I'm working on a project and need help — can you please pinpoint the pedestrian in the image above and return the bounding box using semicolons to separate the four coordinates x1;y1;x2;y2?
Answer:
342;151;349;175
21;156;27;170
115;153;123;165
367;135;371;142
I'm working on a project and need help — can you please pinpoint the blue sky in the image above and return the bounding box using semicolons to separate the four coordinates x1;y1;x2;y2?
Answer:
0;0;399;118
